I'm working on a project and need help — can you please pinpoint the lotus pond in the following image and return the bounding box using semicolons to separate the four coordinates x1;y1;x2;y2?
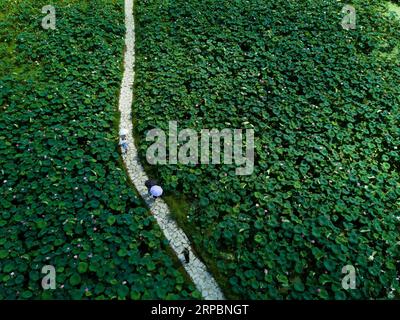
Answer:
0;0;199;299
133;0;400;299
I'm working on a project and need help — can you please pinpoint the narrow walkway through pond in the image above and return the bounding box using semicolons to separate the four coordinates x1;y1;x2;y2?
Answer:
118;0;225;300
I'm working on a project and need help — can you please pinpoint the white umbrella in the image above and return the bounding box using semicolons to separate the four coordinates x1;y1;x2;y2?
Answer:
150;185;163;197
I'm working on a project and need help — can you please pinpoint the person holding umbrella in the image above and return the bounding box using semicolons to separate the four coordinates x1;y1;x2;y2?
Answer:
145;179;163;198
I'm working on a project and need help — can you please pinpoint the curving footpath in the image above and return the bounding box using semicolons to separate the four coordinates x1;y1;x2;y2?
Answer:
118;0;225;300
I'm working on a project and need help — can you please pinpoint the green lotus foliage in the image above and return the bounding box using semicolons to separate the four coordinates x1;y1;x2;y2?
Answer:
134;0;400;299
0;0;198;299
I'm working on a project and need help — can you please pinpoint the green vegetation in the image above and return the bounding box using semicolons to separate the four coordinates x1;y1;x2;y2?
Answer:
134;0;400;299
0;0;198;299
388;1;400;17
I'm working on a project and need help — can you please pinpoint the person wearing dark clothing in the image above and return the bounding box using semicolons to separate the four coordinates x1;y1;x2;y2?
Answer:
145;179;157;190
182;248;190;264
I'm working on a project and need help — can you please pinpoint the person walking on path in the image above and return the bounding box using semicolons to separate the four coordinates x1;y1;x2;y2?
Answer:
120;138;128;154
182;247;190;264
145;179;163;198
119;128;129;154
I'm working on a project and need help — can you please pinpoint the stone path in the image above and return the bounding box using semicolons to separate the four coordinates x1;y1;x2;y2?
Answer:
117;0;225;300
